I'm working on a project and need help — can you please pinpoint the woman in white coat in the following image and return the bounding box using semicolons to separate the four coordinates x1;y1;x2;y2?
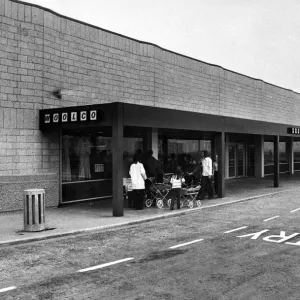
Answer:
129;150;147;210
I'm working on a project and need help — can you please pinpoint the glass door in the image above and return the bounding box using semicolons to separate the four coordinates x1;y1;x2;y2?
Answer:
247;145;255;176
237;144;245;177
228;143;245;178
228;144;236;178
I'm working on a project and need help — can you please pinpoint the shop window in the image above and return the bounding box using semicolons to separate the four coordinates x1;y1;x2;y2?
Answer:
168;139;199;156
62;135;112;182
62;135;143;182
200;140;211;154
279;142;287;164
294;141;300;163
164;139;211;173
123;138;143;178
264;142;274;165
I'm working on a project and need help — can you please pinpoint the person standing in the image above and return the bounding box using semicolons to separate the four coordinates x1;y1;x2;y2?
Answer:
129;149;147;210
187;160;202;185
213;154;219;195
170;166;185;210
196;150;214;200
145;149;163;183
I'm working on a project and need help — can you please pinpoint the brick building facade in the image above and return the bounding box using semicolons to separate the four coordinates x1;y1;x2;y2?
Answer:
1;0;300;213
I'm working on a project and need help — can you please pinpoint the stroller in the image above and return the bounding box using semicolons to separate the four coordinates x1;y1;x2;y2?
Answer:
175;172;202;208
180;183;202;208
144;177;172;209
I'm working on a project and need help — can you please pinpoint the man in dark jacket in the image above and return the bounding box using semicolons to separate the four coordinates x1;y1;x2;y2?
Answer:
145;149;163;182
188;160;202;184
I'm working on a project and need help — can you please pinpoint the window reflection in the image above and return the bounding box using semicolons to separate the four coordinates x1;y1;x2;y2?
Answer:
158;139;211;173
279;142;287;164
62;135;143;182
123;138;143;178
264;142;273;165
62;135;112;182
264;141;288;165
294;141;300;163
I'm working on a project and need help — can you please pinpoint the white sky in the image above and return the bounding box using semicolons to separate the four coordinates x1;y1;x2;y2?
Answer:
21;0;300;93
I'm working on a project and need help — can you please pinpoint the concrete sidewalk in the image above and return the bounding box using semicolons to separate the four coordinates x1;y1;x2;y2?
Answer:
1;174;300;246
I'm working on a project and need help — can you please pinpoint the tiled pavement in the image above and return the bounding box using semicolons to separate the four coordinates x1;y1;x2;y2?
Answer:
1;174;300;246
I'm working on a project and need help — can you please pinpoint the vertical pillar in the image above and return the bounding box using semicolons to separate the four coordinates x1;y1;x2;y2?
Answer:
112;103;124;216
254;135;264;178
59;129;62;206
216;132;225;198
225;134;229;178
289;137;294;175
274;135;279;187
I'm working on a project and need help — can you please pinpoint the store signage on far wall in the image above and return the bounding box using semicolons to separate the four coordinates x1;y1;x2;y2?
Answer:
288;127;300;135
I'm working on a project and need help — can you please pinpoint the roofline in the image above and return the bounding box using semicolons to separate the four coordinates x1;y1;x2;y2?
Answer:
39;101;299;130
11;0;299;95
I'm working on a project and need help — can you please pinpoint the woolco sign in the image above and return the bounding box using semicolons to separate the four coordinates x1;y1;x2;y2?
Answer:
44;110;98;124
40;107;103;129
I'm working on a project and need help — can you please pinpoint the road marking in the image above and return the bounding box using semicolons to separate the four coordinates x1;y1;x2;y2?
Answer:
291;207;300;213
263;216;279;222
0;286;16;293
224;226;248;234
78;257;134;273
169;239;203;249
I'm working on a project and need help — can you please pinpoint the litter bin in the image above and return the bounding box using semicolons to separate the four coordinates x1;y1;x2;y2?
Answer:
24;189;45;232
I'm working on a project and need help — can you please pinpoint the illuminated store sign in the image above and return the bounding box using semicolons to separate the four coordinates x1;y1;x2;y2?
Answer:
288;127;300;135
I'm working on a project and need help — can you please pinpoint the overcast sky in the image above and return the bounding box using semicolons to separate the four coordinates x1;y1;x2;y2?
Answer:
21;0;300;93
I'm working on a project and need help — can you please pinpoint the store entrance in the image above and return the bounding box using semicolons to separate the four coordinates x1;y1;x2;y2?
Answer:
228;143;245;178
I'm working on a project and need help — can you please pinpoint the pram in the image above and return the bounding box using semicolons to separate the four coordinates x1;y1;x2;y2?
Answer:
163;172;201;209
183;172;202;208
166;172;202;208
180;183;202;208
144;177;172;209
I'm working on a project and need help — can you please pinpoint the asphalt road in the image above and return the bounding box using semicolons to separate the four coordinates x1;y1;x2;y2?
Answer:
2;189;300;300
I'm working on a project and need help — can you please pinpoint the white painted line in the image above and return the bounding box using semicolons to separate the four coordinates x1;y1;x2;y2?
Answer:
169;239;203;249
291;207;300;213
224;226;248;234
263;216;279;222
78;257;134;273
0;286;16;293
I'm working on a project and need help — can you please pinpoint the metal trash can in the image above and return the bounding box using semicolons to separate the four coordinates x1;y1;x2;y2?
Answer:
24;189;45;232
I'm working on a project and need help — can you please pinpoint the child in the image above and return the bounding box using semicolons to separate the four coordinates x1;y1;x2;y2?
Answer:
170;166;185;210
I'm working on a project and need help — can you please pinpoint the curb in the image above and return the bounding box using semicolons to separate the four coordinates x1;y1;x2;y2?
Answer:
1;187;298;247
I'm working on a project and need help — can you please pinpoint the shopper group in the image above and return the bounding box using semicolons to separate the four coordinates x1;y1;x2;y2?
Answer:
128;148;219;210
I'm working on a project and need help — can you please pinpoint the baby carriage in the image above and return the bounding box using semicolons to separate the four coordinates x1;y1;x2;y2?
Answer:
144;177;172;209
180;183;202;208
166;177;202;209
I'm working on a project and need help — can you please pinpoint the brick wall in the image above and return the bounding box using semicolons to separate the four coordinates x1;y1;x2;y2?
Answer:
1;0;300;210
